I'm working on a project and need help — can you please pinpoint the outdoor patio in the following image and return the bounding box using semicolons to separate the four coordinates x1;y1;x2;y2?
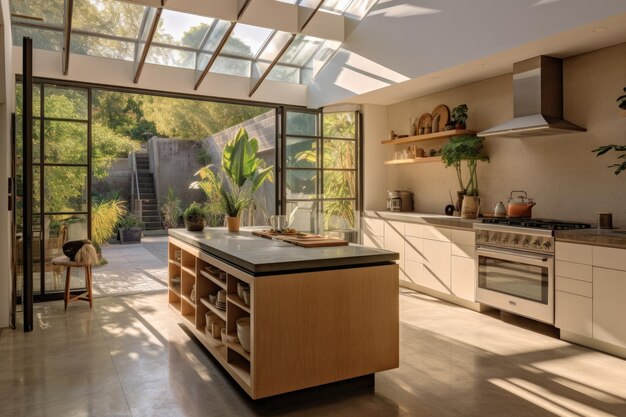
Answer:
91;236;169;298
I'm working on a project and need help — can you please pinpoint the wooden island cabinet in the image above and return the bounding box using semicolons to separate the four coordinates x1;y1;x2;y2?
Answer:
167;228;400;399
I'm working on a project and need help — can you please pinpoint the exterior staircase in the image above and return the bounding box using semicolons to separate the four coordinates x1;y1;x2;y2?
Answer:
134;153;162;230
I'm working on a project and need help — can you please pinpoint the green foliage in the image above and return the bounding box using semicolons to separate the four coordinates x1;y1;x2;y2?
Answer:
141;96;269;139
183;202;207;223
593;90;626;176
92;198;127;245
161;187;182;228
93;91;162;141
451;104;469;126
117;213;144;230
222;128;274;193
191;166;253;218
593;144;626;175
441;135;489;196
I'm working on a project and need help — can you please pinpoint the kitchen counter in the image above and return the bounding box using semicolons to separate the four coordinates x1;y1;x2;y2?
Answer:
363;210;481;229
555;229;626;249
169;227;398;275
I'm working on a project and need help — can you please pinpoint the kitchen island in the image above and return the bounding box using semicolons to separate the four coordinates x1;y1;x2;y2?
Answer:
167;228;400;399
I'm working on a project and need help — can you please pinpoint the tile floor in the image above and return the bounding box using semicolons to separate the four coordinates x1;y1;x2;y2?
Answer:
2;288;625;416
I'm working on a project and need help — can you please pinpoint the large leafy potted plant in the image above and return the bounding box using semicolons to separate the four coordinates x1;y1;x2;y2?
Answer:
117;213;144;244
441;135;489;218
190;128;273;232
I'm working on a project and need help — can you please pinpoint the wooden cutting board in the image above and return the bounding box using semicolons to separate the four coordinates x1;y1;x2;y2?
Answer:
252;230;348;247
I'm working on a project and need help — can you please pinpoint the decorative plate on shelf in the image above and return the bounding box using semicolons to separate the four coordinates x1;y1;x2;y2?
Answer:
431;104;450;131
417;113;432;132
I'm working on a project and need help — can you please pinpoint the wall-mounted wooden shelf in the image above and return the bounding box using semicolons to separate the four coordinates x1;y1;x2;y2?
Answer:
384;156;442;165
381;129;477;145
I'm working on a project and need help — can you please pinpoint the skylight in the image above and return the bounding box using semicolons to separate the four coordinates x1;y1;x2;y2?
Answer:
9;0;378;93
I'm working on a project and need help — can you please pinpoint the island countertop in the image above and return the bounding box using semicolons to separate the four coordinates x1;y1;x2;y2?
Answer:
169;228;399;275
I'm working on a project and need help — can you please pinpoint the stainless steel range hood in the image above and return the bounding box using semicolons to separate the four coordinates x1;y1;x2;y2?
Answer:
479;56;586;137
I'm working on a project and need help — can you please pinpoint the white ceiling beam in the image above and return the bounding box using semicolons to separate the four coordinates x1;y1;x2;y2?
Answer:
249;33;295;97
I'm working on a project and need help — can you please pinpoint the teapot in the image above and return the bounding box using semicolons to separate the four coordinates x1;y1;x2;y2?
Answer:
507;191;536;218
494;202;506;218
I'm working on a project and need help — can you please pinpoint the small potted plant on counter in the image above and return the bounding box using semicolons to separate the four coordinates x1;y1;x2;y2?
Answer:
183;202;207;231
117;213;144;244
441;135;489;218
451;104;469;130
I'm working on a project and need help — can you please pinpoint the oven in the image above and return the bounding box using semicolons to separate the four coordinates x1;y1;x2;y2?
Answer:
474;226;555;324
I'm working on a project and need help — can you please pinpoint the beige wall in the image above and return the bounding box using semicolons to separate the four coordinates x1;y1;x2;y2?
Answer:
378;42;626;226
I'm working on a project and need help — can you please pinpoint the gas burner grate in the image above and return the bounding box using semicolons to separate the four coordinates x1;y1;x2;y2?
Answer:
482;218;592;230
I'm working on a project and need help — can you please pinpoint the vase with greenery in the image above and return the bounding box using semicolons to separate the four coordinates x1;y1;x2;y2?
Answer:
451;104;469;129
183;202;207;231
593;88;626;175
441;135;489;215
117;213;144;244
161;187;182;229
190;128;273;232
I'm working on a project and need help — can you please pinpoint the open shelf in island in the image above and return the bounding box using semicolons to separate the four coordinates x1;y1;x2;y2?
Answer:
167;228;399;400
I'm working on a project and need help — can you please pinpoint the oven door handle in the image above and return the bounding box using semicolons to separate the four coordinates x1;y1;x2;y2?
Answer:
476;246;552;263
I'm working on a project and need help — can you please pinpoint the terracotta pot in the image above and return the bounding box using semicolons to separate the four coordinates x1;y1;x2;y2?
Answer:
455;123;466;130
226;216;241;233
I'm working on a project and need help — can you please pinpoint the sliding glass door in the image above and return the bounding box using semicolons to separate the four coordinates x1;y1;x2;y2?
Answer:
16;82;91;301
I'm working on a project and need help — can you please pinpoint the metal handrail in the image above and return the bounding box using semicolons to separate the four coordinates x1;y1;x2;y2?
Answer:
131;151;142;217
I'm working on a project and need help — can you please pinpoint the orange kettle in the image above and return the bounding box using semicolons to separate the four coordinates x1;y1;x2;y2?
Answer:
507;191;536;218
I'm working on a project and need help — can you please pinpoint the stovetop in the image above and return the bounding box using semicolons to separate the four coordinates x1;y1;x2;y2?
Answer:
481;218;592;231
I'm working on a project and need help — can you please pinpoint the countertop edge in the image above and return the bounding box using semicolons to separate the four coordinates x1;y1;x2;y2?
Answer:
169;229;399;276
363;210;480;230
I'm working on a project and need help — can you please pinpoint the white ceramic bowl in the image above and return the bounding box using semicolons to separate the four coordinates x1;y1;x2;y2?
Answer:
237;282;244;299
217;289;226;303
236;317;251;352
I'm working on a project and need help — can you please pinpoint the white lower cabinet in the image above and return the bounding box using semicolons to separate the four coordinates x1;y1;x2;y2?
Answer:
384;221;406;282
593;266;626;348
451;256;475;301
421;239;451;294
555;291;593;338
362;233;384;249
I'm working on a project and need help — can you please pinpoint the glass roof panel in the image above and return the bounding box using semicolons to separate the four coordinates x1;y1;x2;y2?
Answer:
71;34;134;61
221;24;273;59
12;25;62;51
10;0;64;27
154;10;218;49
146;46;196;69
73;0;146;39
279;35;321;66
257;31;292;62
321;0;354;15
211;57;251;78
266;65;300;83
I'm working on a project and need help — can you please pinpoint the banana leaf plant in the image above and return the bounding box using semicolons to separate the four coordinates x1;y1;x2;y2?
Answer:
190;128;273;218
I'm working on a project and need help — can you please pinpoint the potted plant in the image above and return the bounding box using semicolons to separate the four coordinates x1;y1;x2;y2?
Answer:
451;104;469;130
441;135;489;218
190;128;274;233
117;213;144;244
161;187;182;229
183;202;207;231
